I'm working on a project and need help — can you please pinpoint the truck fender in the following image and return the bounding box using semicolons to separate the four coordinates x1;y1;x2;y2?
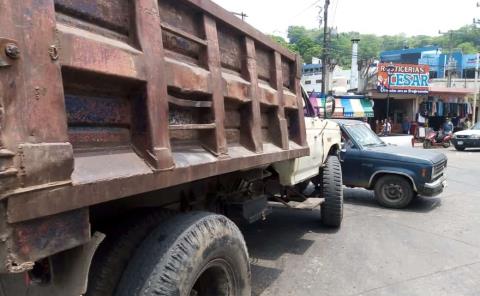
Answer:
368;170;418;192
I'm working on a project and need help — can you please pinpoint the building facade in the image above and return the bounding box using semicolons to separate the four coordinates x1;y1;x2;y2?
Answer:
360;47;478;134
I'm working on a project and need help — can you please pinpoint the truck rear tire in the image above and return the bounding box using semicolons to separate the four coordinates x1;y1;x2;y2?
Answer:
320;156;343;227
86;210;173;296
374;175;414;209
116;212;251;296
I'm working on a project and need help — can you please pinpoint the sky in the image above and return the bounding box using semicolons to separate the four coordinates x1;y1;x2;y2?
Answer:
213;0;478;38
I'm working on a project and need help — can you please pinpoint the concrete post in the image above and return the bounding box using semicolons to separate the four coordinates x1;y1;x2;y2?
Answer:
474;52;479;123
350;38;360;90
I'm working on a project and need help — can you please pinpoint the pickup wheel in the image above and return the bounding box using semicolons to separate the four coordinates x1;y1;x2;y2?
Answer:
374;175;414;209
320;156;343;227
115;212;251;296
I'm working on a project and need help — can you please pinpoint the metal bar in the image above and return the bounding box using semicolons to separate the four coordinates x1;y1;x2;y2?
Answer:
243;37;263;153
273;52;289;149
135;0;174;170
169;124;216;130
168;96;212;108
203;15;228;156
160;22;208;47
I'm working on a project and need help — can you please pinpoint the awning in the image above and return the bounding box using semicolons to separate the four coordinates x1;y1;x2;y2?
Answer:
315;97;373;118
341;99;354;117
360;99;374;117
339;98;374;118
316;98;344;118
429;86;475;96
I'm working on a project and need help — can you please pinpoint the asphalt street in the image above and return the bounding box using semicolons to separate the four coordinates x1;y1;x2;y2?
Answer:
242;147;480;296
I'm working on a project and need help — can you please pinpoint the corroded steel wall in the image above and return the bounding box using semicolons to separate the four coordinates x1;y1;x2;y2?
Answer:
0;0;308;271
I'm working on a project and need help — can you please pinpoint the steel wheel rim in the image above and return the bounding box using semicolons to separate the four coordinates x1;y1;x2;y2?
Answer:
382;183;404;201
190;259;235;296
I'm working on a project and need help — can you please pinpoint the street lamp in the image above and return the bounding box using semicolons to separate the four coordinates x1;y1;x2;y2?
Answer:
385;63;396;120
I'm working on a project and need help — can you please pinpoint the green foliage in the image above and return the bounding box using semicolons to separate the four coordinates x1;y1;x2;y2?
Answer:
269;24;480;67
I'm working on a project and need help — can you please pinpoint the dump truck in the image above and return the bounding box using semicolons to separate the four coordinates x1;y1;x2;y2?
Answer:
0;0;342;295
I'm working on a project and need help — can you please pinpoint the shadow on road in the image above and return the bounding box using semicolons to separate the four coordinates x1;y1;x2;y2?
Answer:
343;187;442;213
239;207;338;295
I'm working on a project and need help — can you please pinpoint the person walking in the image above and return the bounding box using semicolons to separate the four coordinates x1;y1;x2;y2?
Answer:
383;118;392;135
443;117;453;135
402;117;411;134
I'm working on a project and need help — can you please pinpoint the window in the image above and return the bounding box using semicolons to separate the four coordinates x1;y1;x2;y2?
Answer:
305;80;312;85
316;80;322;84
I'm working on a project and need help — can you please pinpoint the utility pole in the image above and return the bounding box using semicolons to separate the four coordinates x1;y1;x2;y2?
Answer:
321;0;330;96
473;3;479;123
474;52;479;123
439;30;456;87
231;12;248;21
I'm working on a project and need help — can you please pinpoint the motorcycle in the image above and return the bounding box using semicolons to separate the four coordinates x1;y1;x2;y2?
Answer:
423;130;452;149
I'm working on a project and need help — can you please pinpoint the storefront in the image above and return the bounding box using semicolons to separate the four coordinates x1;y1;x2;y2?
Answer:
368;63;430;134
420;87;476;132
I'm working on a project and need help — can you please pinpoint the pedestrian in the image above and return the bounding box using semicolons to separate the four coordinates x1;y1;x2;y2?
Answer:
464;117;472;130
362;117;371;129
443;117;453;135
383;118;392;135
402;117;411;134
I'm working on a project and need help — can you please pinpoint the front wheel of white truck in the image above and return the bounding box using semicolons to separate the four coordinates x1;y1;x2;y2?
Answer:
115;212;251;296
320;156;344;227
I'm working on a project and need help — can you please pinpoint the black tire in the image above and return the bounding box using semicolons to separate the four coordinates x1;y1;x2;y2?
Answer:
320;156;343;227
374;175;414;209
423;141;431;149
443;141;451;148
86;210;173;296
116;212;251;296
455;146;465;151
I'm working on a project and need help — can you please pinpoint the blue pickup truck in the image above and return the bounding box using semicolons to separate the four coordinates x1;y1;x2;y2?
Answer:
335;120;447;208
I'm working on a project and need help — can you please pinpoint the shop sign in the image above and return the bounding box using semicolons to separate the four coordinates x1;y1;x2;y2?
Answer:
377;63;430;94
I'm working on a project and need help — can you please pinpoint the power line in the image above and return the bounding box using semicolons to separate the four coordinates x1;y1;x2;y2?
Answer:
287;0;322;22
330;0;340;27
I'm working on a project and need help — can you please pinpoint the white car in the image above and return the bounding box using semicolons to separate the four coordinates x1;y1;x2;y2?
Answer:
380;133;414;148
452;122;480;151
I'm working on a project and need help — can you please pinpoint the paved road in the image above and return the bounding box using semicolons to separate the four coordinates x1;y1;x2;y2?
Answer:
242;148;480;296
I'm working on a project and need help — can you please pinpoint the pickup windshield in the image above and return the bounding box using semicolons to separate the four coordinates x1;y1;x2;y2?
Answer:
345;124;386;148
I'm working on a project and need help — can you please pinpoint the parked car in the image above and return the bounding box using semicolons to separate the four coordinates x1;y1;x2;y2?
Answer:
335;120;448;209
380;133;414;147
452;122;480;151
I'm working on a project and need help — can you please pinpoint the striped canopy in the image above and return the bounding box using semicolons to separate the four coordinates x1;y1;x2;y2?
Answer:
316;97;374;118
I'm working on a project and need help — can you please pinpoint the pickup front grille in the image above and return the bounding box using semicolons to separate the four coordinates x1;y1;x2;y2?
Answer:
433;160;447;178
456;135;469;139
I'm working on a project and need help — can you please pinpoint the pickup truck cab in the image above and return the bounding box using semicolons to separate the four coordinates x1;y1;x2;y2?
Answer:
336;120;448;208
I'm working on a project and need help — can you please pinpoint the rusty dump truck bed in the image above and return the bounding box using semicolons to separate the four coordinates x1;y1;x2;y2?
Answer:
0;1;307;225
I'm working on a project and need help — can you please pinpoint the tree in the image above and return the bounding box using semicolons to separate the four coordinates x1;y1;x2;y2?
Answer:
271;24;480;68
457;42;477;54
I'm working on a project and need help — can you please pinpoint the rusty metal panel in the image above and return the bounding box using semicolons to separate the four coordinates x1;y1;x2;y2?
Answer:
0;0;310;267
158;0;203;38
218;25;243;73
256;46;273;83
54;0;133;37
0;203;90;273
282;58;294;90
